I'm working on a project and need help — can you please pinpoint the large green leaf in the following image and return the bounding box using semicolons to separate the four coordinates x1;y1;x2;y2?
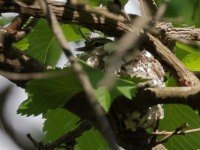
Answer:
176;42;199;54
75;128;108;150
43;108;80;143
26;19;62;66
17;68;82;116
159;105;200;150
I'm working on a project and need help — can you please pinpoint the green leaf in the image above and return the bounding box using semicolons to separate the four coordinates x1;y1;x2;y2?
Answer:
43;108;80;143
155;0;196;26
94;79;136;112
165;74;177;87
176;42;199;54
88;0;128;7
0;16;4;26
119;75;148;84
81;61;136;110
95;87;111;112
182;52;200;71
116;79;136;99
17;68;82;116
26;19;62;66
61;24;84;42
88;0;100;6
75;128;108;150
159;105;200;150
17;95;33;116
13;37;29;51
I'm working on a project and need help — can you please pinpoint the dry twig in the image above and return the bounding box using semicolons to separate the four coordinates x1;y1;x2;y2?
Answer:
151;128;200;136
153;123;188;145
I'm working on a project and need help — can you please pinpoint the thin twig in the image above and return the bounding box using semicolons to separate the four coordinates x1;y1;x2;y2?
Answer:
0;69;67;80
154;123;188;144
151;128;200;135
27;133;43;148
138;0;152;18
38;0;118;149
45;121;91;150
154;0;170;21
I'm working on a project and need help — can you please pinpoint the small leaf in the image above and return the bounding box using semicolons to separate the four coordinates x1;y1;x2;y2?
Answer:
116;79;136;99
43;108;80;143
95;87;111;112
17;95;33;116
13;37;29;51
165;74;177;87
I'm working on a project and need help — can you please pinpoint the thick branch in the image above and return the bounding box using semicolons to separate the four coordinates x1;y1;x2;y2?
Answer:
1;0;200;87
63;86;200;124
0;46;46;87
1;1;200;40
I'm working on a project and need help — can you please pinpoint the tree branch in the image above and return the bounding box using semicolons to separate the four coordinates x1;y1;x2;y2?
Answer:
151;128;200;136
37;0;118;149
1;0;199;87
0;1;199;39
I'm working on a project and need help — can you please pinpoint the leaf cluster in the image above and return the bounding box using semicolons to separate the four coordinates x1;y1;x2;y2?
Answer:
1;0;200;149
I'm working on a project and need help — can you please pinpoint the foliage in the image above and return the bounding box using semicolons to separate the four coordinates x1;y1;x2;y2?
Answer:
1;0;200;149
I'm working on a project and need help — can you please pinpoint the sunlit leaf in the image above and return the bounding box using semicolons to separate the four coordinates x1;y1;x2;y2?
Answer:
182;52;200;71
176;42;199;54
13;37;29;51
